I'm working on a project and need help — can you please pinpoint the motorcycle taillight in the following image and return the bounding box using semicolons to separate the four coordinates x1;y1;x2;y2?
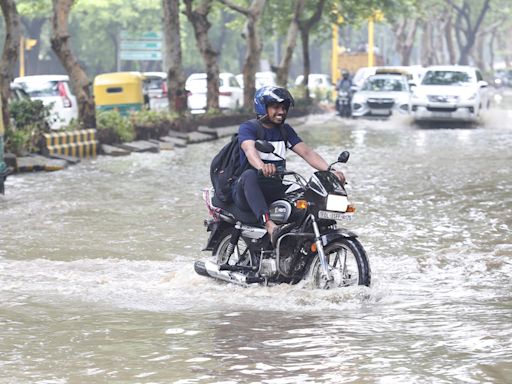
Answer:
202;187;220;220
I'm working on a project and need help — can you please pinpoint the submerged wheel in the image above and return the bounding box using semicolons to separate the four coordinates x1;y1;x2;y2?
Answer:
213;232;256;267
308;238;371;288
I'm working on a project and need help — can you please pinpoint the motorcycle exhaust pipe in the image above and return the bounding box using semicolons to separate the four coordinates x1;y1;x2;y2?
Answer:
194;260;263;287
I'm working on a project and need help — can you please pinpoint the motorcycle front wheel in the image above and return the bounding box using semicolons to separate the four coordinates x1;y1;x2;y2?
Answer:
308;238;371;288
213;231;256;267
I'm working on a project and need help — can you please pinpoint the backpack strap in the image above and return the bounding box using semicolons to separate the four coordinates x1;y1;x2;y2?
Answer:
248;118;288;145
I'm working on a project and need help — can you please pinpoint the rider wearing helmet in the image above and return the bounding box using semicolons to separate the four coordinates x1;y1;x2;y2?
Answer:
233;85;345;246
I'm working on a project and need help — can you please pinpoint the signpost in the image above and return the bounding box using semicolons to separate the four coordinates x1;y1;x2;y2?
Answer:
118;31;163;70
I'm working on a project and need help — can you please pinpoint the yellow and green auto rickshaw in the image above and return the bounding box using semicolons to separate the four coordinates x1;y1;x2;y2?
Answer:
93;72;147;115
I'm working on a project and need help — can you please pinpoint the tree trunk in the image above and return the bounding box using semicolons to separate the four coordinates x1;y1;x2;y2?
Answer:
162;0;187;114
184;0;219;111
297;0;325;104
447;0;491;65
392;17;418;66
51;0;96;129
0;0;21;130
275;0;304;86
219;0;266;109
443;13;456;64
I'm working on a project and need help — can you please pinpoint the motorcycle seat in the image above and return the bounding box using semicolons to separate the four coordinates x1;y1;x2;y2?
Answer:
212;195;260;226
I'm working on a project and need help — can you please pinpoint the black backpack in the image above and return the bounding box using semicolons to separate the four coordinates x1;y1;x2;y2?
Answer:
210;119;288;203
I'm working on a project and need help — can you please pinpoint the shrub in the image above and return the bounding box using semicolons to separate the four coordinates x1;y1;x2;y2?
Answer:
96;110;135;144
5;99;52;155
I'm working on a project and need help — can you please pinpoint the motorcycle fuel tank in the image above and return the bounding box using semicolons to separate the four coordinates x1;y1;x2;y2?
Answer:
269;200;292;224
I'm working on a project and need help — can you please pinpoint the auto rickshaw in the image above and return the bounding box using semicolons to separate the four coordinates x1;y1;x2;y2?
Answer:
93;72;147;115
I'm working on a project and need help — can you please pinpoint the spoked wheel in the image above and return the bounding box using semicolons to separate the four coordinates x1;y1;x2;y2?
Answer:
213;233;255;267
308;238;370;289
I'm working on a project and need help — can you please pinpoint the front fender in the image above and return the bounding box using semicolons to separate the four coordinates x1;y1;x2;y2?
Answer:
321;228;357;246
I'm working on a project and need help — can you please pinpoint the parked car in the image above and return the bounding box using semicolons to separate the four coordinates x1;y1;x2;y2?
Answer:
411;65;490;123
295;73;334;99
186;72;243;112
493;68;512;88
9;83;31;102
143;71;169;111
236;71;277;89
351;74;411;118
13;75;78;130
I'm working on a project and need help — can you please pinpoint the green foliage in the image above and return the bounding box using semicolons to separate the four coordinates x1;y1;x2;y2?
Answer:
96;110;135;143
5;99;52;155
129;109;176;127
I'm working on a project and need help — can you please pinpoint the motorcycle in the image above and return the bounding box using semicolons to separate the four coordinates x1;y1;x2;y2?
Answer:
194;141;371;289
336;89;352;117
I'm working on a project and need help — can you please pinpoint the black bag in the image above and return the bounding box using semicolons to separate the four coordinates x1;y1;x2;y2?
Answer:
210;120;289;203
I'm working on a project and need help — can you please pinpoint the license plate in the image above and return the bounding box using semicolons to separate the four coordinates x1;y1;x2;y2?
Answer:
371;109;391;116
318;210;354;221
432;112;452;118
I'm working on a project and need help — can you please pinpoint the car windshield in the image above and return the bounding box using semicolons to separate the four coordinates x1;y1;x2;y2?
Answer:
145;78;164;90
19;81;60;97
362;77;406;92
422;71;472;85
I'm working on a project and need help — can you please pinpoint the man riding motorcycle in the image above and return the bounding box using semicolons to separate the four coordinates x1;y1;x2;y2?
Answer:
233;86;345;246
335;70;353;116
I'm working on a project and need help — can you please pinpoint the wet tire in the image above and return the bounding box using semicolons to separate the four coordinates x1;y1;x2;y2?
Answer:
213;232;255;267
308;238;371;289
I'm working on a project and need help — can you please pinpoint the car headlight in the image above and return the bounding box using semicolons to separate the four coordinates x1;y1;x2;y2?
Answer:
352;94;366;103
465;92;477;101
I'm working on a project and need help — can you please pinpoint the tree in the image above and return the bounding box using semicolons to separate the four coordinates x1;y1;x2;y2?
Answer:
184;0;220;111
0;0;21;129
446;0;491;65
51;0;95;128
162;0;187;114
275;0;304;87
217;0;266;109
296;0;326;100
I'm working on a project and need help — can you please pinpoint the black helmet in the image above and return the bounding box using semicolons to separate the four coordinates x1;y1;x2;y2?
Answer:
342;69;349;79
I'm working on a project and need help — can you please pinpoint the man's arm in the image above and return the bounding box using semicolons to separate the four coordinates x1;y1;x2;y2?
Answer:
241;140;276;177
292;142;345;183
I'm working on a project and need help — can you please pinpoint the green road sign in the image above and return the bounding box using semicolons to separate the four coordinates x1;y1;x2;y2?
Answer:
120;51;162;61
121;41;162;51
120;31;162;40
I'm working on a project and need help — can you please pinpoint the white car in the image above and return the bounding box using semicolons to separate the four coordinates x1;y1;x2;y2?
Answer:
411;65;490;122
13;75;78;130
351;74;411;118
236;72;277;89
295;73;334;99
186;72;243;112
143;71;169;111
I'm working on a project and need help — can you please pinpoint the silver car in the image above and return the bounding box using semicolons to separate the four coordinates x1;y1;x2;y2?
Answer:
351;74;411;118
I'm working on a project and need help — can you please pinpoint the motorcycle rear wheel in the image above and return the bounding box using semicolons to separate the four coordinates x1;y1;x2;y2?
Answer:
308;238;370;288
213;232;256;267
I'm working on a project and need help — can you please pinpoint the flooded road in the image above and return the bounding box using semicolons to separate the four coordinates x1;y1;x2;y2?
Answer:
1;110;511;383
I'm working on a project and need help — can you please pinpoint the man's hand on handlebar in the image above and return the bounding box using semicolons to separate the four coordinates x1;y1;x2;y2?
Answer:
331;170;346;185
260;163;277;177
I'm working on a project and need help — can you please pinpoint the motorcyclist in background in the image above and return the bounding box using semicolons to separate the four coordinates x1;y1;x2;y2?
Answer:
335;70;353;116
337;70;353;92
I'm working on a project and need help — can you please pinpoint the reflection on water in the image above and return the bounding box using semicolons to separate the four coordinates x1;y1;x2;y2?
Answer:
1;112;511;383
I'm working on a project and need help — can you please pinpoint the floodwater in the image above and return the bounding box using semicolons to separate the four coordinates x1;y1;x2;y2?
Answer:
1;107;511;383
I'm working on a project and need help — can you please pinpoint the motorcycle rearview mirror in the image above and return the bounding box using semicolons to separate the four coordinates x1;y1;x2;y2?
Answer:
255;140;275;154
338;151;350;163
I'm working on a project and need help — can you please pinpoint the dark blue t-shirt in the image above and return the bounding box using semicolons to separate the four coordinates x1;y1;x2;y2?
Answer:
237;120;302;170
